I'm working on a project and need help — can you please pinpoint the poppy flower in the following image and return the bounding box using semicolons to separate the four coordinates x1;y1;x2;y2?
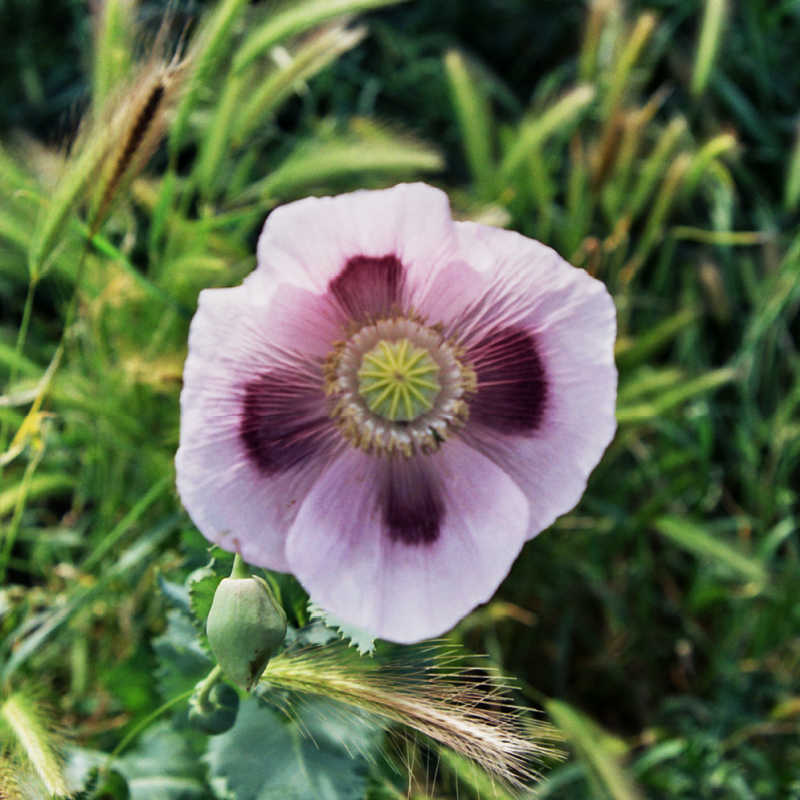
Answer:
176;183;617;643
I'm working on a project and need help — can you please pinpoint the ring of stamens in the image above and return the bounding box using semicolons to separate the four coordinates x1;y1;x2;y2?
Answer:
325;316;476;457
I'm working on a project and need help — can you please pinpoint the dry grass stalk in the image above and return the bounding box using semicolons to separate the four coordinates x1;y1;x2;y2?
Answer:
261;643;561;789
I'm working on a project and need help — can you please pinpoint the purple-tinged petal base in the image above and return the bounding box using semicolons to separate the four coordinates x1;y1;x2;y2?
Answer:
285;439;529;643
176;281;344;570
449;222;618;538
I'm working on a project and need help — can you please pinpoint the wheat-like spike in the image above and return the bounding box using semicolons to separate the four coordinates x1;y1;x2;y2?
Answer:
89;45;189;234
261;642;562;789
0;755;23;800
0;692;69;797
28;23;190;277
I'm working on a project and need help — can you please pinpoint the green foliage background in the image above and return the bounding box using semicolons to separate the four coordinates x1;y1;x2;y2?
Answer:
1;0;799;797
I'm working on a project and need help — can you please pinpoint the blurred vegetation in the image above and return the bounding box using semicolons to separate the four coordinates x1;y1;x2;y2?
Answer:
1;0;799;797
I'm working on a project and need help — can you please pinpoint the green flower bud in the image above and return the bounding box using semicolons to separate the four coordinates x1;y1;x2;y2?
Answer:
188;682;240;735
206;574;286;690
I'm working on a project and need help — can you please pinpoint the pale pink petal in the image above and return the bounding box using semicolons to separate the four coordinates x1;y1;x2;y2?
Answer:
285;439;529;643
255;183;459;305
443;222;617;537
176;282;344;570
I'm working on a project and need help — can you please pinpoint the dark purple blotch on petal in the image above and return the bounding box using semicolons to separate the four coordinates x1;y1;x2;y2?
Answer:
329;254;404;321
468;326;547;434
381;460;444;546
240;370;330;475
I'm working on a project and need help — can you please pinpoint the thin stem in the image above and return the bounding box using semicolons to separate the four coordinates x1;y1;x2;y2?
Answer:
61;243;91;339
0;278;38;453
194;664;224;710
231;552;249;579
0;442;46;584
104;687;194;770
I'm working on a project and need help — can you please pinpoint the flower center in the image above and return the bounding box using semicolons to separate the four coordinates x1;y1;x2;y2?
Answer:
325;316;476;457
357;339;441;422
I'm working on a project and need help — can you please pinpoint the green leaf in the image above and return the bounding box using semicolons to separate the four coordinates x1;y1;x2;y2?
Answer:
546;699;643;800
206;697;378;799
116;722;206;799
153;609;213;700
188;568;220;632
158;574;192;616
308;602;376;656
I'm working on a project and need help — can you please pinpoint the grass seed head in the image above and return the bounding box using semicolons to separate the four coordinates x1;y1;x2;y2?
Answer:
261;642;562;790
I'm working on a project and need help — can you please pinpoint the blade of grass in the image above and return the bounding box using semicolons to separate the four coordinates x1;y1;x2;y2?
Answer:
565;135;593;257
616;366;737;423
233;24;367;148
169;0;250;156
742;233;800;349
438;749;517;800
233;0;407;74
527;145;556;242
579;0;616;82
0;207;33;251
500;85;595;182
0;342;41;380
92;0;136;106
546;699;643;800
2;515;180;682
194;70;247;197
625;116;687;222
615;307;699;369
601;12;658;118
621;152;690;284
671;227;767;246
27;138;109;279
0;472;74;519
76;221;192;318
0;431;47;583
617;367;686;404
602;89;669;217
444;49;496;199
80;474;173;572
682;132;737;197
691;0;727;98
654;516;767;586
785;123;800;212
244;136;443;201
